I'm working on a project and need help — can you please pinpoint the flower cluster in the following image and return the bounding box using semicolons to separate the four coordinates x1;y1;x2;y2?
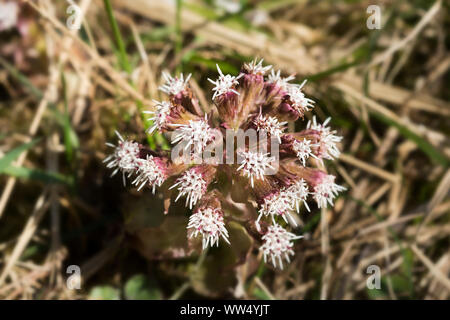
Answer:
105;59;345;269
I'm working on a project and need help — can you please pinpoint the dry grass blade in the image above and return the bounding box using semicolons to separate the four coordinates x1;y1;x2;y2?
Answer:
369;0;442;67
0;189;50;285
410;244;450;292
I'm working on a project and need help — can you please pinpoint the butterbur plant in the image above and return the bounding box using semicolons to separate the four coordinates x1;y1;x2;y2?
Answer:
104;59;346;270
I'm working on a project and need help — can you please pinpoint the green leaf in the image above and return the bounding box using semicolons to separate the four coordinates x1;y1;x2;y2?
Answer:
185;2;219;20
253;287;271;300
48;106;79;153
258;0;301;12
401;248;414;297
389;274;413;296
0;139;40;171
20;243;46;261
103;0;132;74
304;59;362;83
89;285;120;300
366;285;387;299
124;274;162;300
2;166;73;186
184;52;239;74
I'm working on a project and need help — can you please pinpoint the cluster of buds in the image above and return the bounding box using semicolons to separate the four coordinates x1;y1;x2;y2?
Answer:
104;59;345;269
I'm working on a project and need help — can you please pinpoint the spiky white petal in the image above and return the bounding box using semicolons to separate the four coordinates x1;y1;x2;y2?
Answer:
103;131;140;185
159;72;191;96
260;224;303;269
312;174;346;208
237;150;275;188
286;179;310;213
208;64;242;100
171;116;215;154
169;168;207;209
144;100;172;134
132;155;166;193
267;69;295;91
253;114;286;143
287;80;315;114
292;138;318;166
307;116;342;160
187;207;230;249
244;58;272;75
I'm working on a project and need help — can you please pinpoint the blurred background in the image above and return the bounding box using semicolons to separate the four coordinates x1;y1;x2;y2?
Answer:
0;0;449;300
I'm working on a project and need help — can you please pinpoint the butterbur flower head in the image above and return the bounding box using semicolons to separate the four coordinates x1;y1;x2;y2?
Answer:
170;165;215;209
159;72;192;97
292;138;318;166
243;58;272;76
132;155;168;193
256;177;310;230
252;114;286;143
237;150;275;188
263;70;295;114
306;116;342;160
158;72;204;116
104;131;141;184
208;64;242;100
240;59;271;98
260;224;303;269
267;69;295;93
144;100;172;134
187;206;229;249
105;59;346;270
308;170;346;208
281;122;341;165
171;115;215;154
286;80;315;117
286;178;310;213
257;190;296;226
